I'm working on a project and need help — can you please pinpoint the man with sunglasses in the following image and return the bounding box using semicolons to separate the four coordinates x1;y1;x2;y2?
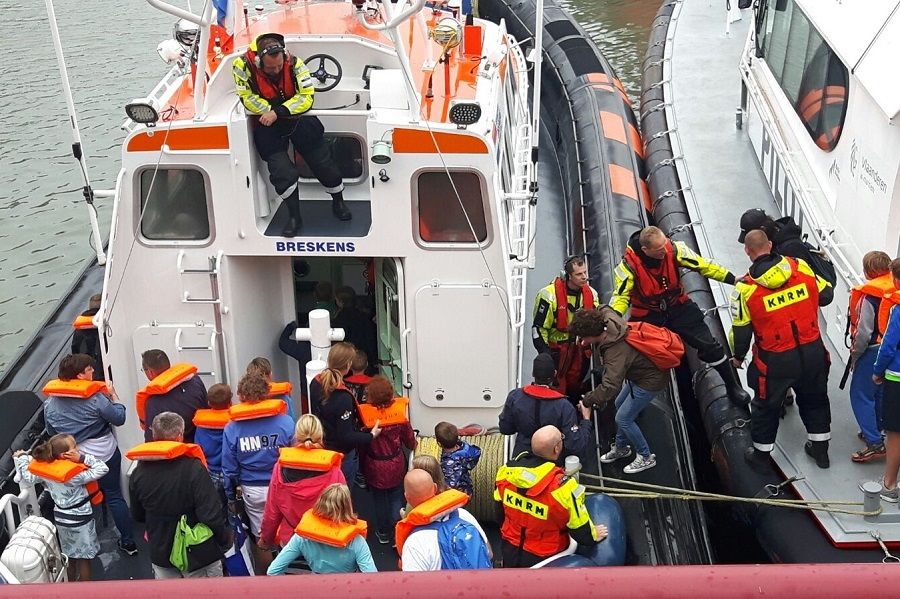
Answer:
233;33;350;237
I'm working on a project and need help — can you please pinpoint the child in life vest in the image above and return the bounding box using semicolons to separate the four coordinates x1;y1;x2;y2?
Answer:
267;483;376;575
343;349;372;405
361;376;417;545
14;434;109;582
246;356;295;420
435;422;481;496
194;383;233;505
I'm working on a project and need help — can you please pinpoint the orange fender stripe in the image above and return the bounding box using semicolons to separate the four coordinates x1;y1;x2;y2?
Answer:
600;111;628;145
609;164;639;201
127;126;230;152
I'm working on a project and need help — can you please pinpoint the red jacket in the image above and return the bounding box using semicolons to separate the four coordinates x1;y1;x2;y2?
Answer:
361;422;416;490
259;462;345;547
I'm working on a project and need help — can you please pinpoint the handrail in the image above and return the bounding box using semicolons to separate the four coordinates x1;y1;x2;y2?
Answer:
145;0;210;26
355;0;426;32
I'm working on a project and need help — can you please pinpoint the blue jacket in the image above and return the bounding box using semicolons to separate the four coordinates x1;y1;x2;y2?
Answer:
498;385;591;460
196;426;225;474
440;442;481;496
222;414;295;499
44;391;125;444
875;306;900;382
143;376;208;443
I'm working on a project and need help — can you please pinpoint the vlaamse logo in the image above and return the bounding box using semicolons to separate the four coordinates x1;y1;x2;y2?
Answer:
275;241;356;253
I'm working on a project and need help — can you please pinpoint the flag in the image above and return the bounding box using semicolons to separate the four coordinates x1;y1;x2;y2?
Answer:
223;511;255;576
213;0;236;34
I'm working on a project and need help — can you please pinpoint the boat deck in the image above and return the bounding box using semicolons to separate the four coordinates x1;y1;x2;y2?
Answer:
667;0;899;548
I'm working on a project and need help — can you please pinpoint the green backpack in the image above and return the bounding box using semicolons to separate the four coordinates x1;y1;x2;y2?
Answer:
170;515;213;572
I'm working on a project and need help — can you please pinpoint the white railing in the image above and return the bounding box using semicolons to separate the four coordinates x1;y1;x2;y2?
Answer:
0;474;41;548
121;65;189;132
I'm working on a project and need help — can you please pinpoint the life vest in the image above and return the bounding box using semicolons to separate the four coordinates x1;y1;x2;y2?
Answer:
522;385;566;400
27;459;103;506
344;374;372;387
294;509;367;548
357;397;410;428
846;273;898;347
395;489;469;557
43;379;108;399
278;446;343;472
192;408;232;430
622;240;687;316
745;258;820;354
266;381;292;398
798;85;846;151
244;50;297;105
494;462;573;557
552;278;595;334
125;440;208;469
72;315;96;330
229;399;288;421
135;363;198;429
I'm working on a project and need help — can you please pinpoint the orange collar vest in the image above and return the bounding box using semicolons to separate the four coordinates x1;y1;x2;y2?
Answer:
294;510;367;548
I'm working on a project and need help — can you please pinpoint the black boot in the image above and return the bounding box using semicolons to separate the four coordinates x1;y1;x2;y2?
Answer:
713;361;751;406
743;447;770;474
282;194;302;238
331;191;352;221
804;440;830;469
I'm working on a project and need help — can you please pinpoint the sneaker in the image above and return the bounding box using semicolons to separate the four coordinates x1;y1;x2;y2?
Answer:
375;531;390;545
354;472;367;490
600;446;633;464
851;443;886;463
118;540;138;556
880;482;899;504
623;454;656;474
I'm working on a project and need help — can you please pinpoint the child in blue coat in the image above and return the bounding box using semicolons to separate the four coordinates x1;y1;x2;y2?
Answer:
435;422;481;496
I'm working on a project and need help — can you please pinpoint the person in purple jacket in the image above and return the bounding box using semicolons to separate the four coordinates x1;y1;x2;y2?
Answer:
435;422;481;496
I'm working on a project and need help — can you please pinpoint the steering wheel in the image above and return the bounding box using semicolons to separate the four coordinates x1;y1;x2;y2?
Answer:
305;54;343;92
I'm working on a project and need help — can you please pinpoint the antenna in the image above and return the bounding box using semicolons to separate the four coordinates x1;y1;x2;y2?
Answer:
43;0;106;265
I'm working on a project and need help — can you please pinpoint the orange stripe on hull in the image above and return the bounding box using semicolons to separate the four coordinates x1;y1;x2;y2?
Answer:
127;126;230;152
628;123;644;158
609;163;638;201
392;129;488;154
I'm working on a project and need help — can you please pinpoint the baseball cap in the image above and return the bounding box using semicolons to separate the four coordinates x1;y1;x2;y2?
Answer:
533;353;556;380
738;208;769;243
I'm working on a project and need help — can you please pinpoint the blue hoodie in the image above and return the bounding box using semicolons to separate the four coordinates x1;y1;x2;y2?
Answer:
196;426;225;474
875;306;900;382
222;414;294;499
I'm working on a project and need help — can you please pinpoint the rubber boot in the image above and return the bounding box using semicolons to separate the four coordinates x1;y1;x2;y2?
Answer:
713;361;751;407
804;440;830;469
281;193;302;238
331;191;352;221
743;447;770;474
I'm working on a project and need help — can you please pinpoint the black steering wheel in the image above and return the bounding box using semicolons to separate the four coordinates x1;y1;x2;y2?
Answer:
305;54;343;92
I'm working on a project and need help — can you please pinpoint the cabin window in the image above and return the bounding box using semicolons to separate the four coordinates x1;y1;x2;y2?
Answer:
296;135;364;181
756;0;848;151
415;171;488;244
139;168;210;240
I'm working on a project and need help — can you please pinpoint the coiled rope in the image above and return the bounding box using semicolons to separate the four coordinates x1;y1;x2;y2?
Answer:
579;472;881;517
415;433;505;523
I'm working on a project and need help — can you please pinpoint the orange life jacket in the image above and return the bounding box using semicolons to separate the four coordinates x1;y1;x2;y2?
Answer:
395;489;469;558
125;440;208;469
192;408;232;430
244;50;298;105
357;397;410;428
72;315;96;330
27;459;104;506
278;446;343;471
294;509;367;548
495;464;572;557
622;239;687;317
229;399;288;421
266;381;292;398
552;277;595;333
746;258;821;354
135;363;198;429
43;379;109;399
798;85;846;151
847;273;898;347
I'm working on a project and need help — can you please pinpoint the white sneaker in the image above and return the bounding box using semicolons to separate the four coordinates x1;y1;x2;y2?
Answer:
600;446;633;464
623;453;657;474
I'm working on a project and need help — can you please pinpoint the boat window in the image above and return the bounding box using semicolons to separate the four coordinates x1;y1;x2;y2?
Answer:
139;168;210;240
756;0;848;151
296;135;364;181
416;171;488;244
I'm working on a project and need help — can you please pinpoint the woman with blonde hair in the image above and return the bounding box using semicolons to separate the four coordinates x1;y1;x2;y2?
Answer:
267;483;376;574
259;414;346;549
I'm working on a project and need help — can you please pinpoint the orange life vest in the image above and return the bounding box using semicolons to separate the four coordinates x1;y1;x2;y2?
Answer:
27;459;104;506
746;258;821;354
135;363;198;429
798;85;846;151
125;440;208;469
72;315;96;330
244;50;298;106
278;446;343;471
395;489;469;558
357;397;410;428
192;408;232;430
847;273;898;346
495;464;572;557
229;399;288;421
294;509;367;548
266;381;292;398
622;239;687;316
43;379;109;399
552;277;595;333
